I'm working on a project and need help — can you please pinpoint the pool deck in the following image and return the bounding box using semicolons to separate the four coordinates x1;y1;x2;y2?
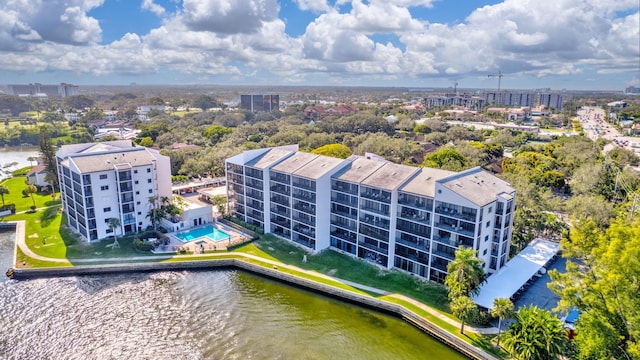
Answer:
153;221;247;254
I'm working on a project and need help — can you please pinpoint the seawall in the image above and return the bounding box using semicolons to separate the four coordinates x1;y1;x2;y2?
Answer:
9;260;497;360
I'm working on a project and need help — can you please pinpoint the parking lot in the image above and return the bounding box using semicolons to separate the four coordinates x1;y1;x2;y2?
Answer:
513;256;566;312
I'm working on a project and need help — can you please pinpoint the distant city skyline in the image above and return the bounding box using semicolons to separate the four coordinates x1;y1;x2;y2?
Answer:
0;0;638;91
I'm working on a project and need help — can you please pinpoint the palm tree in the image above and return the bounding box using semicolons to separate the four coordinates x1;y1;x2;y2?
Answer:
502;305;566;360
0;185;8;208
450;296;478;334
27;156;38;167
444;246;486;300
491;297;514;348
107;217;121;249
24;184;37;210
146;195;165;231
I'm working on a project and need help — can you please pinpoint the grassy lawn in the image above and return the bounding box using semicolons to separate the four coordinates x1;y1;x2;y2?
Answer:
0;176;61;213
233;234;450;312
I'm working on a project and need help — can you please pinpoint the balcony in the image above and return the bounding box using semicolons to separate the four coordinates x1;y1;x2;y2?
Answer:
360;215;389;230
293;225;315;238
293;190;316;203
360;191;391;203
270;195;290;207
331;230;356;243
431;248;455;261
270;206;290;218
435;206;477;223
293;202;316;215
396;236;429;251
270;184;290;196
331;195;357;208
434;222;475;238
270;216;290;228
358;241;388;255
332;181;358;195
293;214;315;226
395;248;430;265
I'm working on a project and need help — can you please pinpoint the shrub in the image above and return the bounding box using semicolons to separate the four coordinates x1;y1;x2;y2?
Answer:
132;238;153;252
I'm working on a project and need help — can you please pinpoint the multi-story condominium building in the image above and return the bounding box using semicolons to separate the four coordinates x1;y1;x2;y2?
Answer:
8;83;78;98
226;146;516;282
240;94;280;112
537;92;564;110
56;140;172;241
485;91;535;107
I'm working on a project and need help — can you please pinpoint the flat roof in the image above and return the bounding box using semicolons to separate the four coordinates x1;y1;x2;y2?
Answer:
271;152;318;174
439;167;515;206
69;148;155;173
293;155;346;180
473;239;560;310
400;167;455;197
361;162;419;191
246;148;294;169
333;157;386;183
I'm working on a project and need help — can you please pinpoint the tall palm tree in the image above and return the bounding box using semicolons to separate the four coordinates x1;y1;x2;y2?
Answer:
450;296;478;334
0;185;8;208
502;305;566;360
24;184;38;209
444;246;486;300
107;217;121;249
491;297;515;348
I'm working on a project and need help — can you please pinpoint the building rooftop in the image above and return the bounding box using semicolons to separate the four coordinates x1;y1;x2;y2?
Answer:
361;162;419;191
69;147;156;173
57;140;133;159
439;167;515;206
246;148;294;170
399;167;455;197
293;155;346;180
271;152;318;174
333;157;386;183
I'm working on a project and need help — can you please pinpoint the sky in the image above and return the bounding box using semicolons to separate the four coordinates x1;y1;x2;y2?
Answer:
0;0;638;91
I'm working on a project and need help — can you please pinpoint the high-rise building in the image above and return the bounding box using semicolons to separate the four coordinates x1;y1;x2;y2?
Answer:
7;83;79;98
240;94;280;112
56;140;172;241
537;92;563;110
226;146;516;282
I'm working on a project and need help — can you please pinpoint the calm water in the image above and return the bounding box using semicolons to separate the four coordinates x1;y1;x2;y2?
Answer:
0;240;465;359
0;147;40;179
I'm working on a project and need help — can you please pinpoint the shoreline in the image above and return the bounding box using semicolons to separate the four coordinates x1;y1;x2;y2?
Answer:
4;220;499;360
8;258;496;360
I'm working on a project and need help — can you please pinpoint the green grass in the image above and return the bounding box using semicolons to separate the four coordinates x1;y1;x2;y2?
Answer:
0;176;61;213
233;234;450;311
14;246;72;268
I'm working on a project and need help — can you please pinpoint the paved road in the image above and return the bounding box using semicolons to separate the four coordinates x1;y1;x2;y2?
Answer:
578;106;640;154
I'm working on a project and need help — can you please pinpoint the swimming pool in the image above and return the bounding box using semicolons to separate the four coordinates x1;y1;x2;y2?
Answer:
174;225;231;242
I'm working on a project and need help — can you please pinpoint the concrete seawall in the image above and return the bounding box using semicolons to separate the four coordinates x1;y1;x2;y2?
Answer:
10;260;497;360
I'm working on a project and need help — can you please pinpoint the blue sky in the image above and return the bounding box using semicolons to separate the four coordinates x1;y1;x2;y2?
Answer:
0;0;638;90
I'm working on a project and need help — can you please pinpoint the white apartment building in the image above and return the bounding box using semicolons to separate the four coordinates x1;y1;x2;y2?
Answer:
226;146;516;282
56;140;172;241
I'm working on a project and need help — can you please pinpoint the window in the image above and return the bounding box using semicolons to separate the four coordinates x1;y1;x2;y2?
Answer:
100;185;109;191
486;221;490;228
484;235;489;242
488;206;492;213
135;191;140;195
148;189;153;194
147;178;152;183
137;211;142;215
103;207;111;212
483;249;488;255
147;168;151;173
134;170;138;174
106;228;113;233
99;174;108;180
134;180;139;184
136;201;141;205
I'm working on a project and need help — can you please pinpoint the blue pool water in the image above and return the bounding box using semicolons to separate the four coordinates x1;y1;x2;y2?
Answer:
174;225;231;242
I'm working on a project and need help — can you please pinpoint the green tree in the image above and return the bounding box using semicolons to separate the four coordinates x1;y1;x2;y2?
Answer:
107;217;121;249
501;306;566;360
0;95;31;116
413;123;431;134
24;183;37;209
444;246;486;300
146;195;166;231
138;136;154;147
450;296;478;334
203;125;232;144
192;95;218;111
311;143;352;159
550;218;640;359
63;95;95;110
211;195;226;218
0;185;8;207
491;297;514;348
147;96;165;105
422;148;468;171
39;126;59;191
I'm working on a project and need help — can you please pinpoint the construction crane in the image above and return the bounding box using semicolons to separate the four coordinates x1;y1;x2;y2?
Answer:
453;81;458;95
488;70;504;92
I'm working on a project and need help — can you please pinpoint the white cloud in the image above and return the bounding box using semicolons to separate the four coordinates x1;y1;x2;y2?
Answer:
181;0;279;34
294;0;331;13
141;0;166;16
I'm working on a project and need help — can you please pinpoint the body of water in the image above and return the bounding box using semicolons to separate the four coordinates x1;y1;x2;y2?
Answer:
0;147;40;178
0;231;465;360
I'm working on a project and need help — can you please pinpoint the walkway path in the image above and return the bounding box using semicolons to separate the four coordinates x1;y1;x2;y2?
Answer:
10;211;499;336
